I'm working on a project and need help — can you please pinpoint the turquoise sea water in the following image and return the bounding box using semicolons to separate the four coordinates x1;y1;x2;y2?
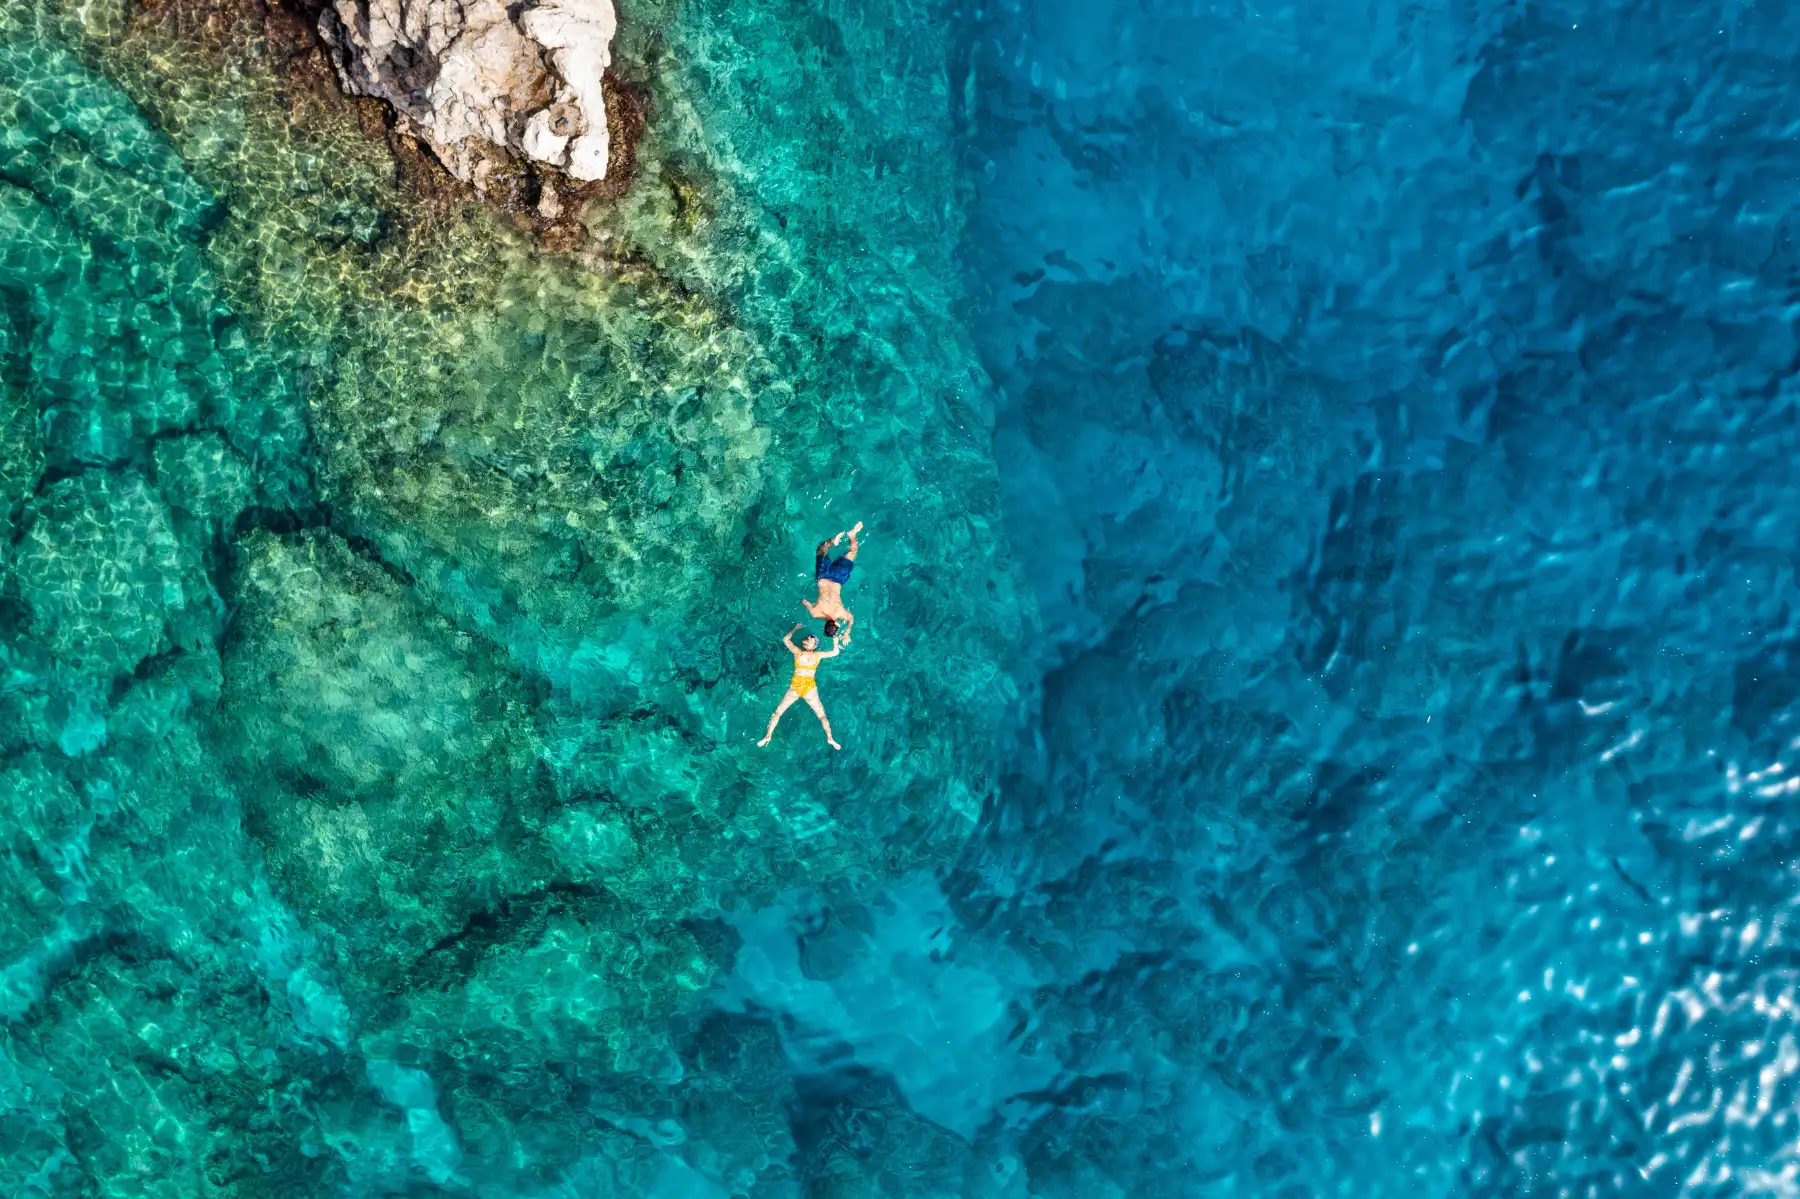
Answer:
2;0;1798;1195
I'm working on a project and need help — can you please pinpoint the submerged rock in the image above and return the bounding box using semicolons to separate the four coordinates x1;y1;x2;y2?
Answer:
215;528;557;997
315;0;617;189
13;472;211;680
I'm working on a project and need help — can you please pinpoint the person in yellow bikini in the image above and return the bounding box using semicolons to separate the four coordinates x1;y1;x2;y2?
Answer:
758;623;844;750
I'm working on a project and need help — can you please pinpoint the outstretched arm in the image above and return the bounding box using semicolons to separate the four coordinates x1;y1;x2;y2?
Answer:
818;640;843;659
782;623;802;653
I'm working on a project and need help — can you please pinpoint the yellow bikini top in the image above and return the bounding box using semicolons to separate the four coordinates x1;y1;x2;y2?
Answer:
793;652;819;677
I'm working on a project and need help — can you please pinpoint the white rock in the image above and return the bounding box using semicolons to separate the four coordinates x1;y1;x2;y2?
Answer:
537;181;564;221
520;0;617;181
318;0;618;187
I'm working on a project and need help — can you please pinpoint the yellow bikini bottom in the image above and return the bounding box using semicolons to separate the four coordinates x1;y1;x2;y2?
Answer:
791;674;817;697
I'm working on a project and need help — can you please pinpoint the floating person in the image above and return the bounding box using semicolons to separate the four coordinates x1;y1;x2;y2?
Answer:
758;624;844;750
803;521;863;642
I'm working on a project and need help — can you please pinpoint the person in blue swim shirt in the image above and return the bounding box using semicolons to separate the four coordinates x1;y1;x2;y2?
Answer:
803;521;862;643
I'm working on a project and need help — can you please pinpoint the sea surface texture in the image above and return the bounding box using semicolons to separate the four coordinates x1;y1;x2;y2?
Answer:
0;0;1792;1195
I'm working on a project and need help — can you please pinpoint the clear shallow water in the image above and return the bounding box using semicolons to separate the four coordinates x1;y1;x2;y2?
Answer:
0;0;1796;1196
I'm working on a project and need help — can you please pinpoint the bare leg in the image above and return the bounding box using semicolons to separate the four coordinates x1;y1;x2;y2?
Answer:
843;523;861;561
759;689;801;746
803;689;840;750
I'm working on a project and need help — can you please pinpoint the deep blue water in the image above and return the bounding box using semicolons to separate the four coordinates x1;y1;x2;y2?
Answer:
733;2;1800;1196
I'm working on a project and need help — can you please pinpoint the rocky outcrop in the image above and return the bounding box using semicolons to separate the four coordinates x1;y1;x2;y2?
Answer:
315;0;617;189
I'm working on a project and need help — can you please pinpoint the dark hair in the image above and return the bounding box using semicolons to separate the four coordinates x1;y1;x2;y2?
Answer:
823;618;840;637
